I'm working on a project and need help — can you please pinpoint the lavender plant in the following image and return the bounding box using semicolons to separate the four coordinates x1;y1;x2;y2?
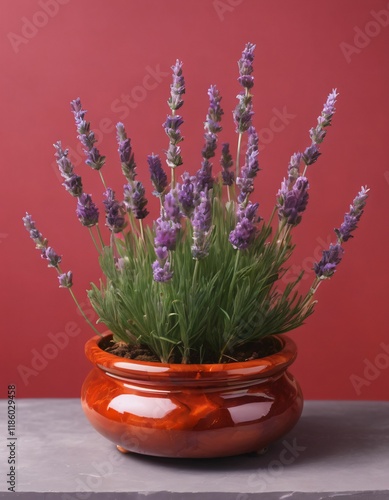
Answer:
23;43;369;364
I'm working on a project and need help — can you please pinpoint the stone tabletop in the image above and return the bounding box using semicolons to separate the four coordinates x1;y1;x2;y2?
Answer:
0;399;388;499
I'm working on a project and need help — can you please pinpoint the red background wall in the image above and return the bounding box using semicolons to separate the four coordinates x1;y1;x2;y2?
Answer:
1;0;388;400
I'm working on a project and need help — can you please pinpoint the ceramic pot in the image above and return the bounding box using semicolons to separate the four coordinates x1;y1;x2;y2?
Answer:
81;332;303;458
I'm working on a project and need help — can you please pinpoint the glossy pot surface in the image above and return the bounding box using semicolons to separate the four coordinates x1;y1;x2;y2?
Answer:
81;333;303;458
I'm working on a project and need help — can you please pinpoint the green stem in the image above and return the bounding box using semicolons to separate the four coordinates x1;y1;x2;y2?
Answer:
227;249;241;305
96;224;105;247
192;259;200;289
55;265;102;337
171;167;176;189
299;277;322;317
68;288;102;337
139;219;144;242
267;204;278;228
99;170;107;190
88;227;101;254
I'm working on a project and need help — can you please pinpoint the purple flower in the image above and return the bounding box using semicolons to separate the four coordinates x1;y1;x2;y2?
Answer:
236;126;260;204
202;133;217;160
152;260;173;283
168;60;185;111
177;172;196;217
321;89;338;127
196;159;214;192
229;198;259;251
308;89;339;147
103;188;127;233
154;217;180;251
287;152;302;184
148;154;168;196
70;97;106;170
314;243;344;279
165;142;183;168
163;115;184;144
237;42;256;90
163;115;184;168
238;201;260;223
277;176;309;226
58;271;73;288
233;93;254;133
116;122;136;182
335;186;369;242
76;193;99;227
205;85;223;134
63;174;83;197
302;143;321;166
152;214;181;283
220;143;234;186
163;191;181;223
53;142;74;178
191;190;212;260
123;182;148;220
42;246;62;268
229;217;257;250
22;213;47;250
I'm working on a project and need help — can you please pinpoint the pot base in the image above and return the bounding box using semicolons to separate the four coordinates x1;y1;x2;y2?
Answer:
82;333;303;458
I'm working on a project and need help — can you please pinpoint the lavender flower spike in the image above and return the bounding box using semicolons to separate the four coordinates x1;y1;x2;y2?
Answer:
236;126;260;204
163;191;181;224
238;42;256;90
177;172;196;217
76;193;99;227
22;213;47;250
309;89;339;145
229;202;259;250
287;152;303;184
148;154;168;196
152;216;181;283
321;89;339;127
233;93;254;134
277;176;309;226
314;243;344;279
220;143;234;186
163;115;184;167
116;122;136;182
54;142;83;197
205;85;223;134
58;271;73;288
123;181;149;220
70;97;106;170
335;186;369;243
103;188;127;233
152;260;173;283
191;190;213;260
302;143;321;167
168;60;185;111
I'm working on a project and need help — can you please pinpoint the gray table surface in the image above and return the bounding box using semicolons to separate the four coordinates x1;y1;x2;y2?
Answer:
0;399;388;499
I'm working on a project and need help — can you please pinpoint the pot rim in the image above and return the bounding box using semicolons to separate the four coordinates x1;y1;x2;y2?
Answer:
85;332;298;384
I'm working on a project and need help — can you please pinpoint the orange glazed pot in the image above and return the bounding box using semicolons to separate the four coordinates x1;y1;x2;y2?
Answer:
81;332;303;458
